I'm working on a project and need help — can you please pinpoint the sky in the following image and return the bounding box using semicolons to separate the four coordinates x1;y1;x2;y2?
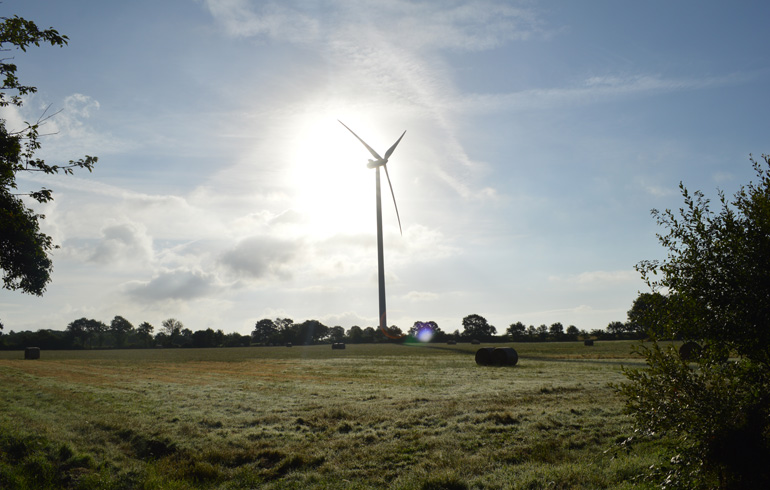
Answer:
1;0;769;336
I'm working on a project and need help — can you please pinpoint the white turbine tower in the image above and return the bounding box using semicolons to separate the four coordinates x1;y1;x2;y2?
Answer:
338;120;406;336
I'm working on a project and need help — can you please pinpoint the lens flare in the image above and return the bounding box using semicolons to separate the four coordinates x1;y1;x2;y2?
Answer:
380;312;406;340
414;322;435;342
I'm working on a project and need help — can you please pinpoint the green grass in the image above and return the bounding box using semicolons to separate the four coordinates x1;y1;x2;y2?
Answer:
0;342;659;489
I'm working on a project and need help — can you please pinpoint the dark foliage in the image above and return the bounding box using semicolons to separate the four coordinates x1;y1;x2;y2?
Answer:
620;155;770;489
1;14;97;295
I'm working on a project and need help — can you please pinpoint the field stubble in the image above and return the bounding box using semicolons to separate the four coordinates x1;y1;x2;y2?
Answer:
0;342;659;489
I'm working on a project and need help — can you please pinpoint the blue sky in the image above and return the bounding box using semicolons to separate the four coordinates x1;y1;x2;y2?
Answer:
2;0;768;336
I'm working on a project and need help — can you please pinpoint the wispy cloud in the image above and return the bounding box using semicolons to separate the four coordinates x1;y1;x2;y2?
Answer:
403;290;439;302
548;269;638;286
455;73;751;114
202;0;541;50
635;178;678;198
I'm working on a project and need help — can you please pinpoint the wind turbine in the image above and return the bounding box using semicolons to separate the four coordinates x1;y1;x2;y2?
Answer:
338;120;406;336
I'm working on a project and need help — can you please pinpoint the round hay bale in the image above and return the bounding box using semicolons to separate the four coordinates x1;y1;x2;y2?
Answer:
286;342;293;348
584;339;594;346
447;340;457;345
491;347;518;366
471;339;481;345
24;347;41;360
475;347;495;366
331;343;346;350
679;341;701;361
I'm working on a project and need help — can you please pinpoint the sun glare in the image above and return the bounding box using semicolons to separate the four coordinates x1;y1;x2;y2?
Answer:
288;115;400;237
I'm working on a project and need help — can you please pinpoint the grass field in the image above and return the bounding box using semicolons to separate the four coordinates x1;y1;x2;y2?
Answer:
0;341;662;489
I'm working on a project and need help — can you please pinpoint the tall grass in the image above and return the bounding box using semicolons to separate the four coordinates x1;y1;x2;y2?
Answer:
0;342;658;489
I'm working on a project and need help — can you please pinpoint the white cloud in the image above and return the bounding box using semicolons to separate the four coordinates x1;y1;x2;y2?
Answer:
0;103;26;133
89;221;154;266
32;93;127;157
0;93;102;146
62;93;100;118
125;268;219;302
218;235;302;280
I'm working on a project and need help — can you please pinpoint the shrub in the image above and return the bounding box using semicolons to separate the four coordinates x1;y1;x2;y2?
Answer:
621;155;770;489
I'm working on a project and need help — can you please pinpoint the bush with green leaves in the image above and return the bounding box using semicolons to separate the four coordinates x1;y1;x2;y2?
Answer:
620;155;770;489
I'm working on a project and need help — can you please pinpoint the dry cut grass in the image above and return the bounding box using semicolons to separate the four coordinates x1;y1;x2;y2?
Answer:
0;342;658;489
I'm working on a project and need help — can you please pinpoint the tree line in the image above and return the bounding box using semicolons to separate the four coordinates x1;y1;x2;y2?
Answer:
1;308;652;350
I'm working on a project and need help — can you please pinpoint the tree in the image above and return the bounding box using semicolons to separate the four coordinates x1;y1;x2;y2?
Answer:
626;291;668;339
65;317;105;349
619;155;770;489
87;319;107;348
549;322;564;340
191;328;217;348
461;314;496;340
161;318;183;346
1;14;97;295
294;319;328;345
361;326;376;343
605;320;625;337
346;325;363;343
566;325;579;339
136;322;154;347
506;321;526;341
109;315;133;348
223;332;248;347
383;325;404;342
328;326;345;343
179;328;193;347
371;326;386;343
525;325;537;338
66;317;89;348
589;328;606;340
270;317;294;345
252;318;277;344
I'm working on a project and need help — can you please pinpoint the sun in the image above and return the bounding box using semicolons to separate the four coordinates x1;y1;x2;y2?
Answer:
287;114;399;237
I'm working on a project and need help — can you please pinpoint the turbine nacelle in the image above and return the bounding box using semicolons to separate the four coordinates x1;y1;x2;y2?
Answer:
366;158;387;169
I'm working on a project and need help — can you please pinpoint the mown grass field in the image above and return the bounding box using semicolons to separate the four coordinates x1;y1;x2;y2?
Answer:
0;341;662;489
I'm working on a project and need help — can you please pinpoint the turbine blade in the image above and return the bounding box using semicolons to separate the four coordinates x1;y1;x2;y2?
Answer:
383;164;402;235
383;130;406;160
338;120;383;161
